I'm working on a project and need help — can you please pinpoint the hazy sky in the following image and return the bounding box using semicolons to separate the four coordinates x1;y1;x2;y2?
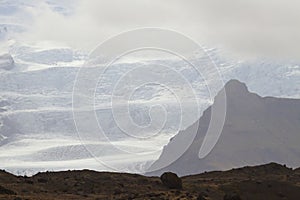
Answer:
3;0;300;59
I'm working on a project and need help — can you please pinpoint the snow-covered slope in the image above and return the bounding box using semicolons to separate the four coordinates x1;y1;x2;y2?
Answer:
227;61;300;98
0;53;14;70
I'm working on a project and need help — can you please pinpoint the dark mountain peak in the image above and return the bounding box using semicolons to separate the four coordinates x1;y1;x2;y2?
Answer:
224;79;249;95
147;80;300;176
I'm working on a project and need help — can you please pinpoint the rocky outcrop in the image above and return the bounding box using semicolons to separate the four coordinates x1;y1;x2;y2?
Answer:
0;185;16;195
160;172;182;189
0;163;300;199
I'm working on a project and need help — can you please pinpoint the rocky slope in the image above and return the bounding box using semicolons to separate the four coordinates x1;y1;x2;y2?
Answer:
0;163;300;200
147;79;300;176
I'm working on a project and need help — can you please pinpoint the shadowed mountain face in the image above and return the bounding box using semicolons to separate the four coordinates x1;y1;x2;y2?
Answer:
147;79;300;176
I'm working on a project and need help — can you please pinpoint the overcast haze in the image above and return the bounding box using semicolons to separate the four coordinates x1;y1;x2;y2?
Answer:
3;0;297;60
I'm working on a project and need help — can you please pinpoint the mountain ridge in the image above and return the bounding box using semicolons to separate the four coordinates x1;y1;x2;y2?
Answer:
147;79;300;176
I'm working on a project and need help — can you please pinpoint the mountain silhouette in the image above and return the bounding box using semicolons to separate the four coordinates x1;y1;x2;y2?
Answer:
147;79;300;176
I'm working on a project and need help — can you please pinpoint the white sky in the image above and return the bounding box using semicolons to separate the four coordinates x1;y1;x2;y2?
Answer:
2;0;300;59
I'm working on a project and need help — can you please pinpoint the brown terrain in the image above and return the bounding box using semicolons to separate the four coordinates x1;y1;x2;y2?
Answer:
1;163;300;200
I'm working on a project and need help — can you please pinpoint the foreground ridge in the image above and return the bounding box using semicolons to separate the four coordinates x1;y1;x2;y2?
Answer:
1;162;300;200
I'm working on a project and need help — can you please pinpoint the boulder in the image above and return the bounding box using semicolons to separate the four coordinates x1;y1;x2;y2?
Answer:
160;172;182;189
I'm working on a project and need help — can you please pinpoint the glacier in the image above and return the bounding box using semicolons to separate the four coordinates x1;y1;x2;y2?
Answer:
0;0;299;176
0;41;299;175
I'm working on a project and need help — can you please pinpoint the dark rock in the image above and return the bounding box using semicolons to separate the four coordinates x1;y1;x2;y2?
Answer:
197;194;207;200
197;191;209;199
175;190;181;195
25;180;34;184
113;189;122;195
0;185;16;195
277;193;285;198
160;172;182;189
200;191;208;197
37;178;48;183
224;193;242;200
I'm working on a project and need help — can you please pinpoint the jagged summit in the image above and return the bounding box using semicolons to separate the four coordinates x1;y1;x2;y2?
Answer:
219;79;254;104
211;79;254;111
224;79;249;93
